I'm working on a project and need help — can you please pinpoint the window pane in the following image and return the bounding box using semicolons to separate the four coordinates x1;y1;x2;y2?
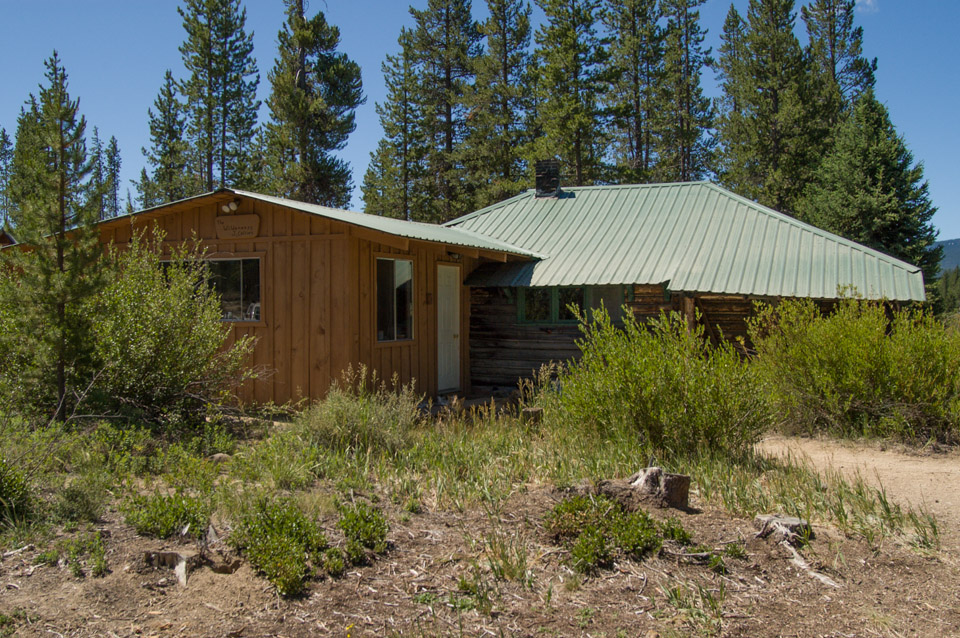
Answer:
524;288;551;322
242;259;261;321
557;287;584;322
209;260;244;321
394;259;414;340
590;285;624;323
376;259;396;341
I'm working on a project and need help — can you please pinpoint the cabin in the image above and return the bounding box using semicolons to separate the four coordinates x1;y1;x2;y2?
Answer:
1;176;926;403
444;175;925;389
0;227;16;248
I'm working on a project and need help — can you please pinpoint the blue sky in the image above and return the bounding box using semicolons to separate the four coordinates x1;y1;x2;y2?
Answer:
1;0;957;238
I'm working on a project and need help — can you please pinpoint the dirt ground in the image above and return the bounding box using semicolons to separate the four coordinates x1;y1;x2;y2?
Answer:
2;439;960;637
759;435;960;551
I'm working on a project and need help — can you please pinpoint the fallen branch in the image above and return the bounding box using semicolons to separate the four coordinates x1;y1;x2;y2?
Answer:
779;540;840;588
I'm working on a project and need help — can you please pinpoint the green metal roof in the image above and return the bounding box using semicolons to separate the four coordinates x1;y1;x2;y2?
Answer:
232;190;541;258
446;182;925;301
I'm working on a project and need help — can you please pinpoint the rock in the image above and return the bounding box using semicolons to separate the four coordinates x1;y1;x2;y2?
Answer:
520;407;543;425
629;467;691;509
754;514;813;545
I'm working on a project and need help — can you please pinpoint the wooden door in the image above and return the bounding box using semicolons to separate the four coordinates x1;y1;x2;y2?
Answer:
437;264;461;393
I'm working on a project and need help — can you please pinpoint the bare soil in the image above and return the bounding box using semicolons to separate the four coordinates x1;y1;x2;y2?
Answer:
3;441;960;637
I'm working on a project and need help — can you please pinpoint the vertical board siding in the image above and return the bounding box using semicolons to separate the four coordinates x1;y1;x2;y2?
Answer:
95;194;484;404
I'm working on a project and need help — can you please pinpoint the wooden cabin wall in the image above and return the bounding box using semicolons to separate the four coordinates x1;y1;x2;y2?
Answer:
98;196;475;405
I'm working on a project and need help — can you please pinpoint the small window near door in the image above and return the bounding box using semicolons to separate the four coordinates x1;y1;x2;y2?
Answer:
377;258;414;341
207;258;261;322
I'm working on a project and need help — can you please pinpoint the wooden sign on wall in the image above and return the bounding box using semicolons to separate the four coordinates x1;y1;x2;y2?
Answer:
216;214;260;239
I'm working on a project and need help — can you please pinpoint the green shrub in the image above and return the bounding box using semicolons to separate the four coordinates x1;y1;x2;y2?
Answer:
0;458;31;525
229;496;328;596
546;495;664;573
89;233;255;425
545;309;768;458
231;430;319;490
337;500;389;557
53;475;108;524
320;547;347;577
296;366;420;456
122;490;211;539
750;297;960;442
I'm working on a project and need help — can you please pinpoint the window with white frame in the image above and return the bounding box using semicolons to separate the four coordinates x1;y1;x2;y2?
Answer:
376;258;414;341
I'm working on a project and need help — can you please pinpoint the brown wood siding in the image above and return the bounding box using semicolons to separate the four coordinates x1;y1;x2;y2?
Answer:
97;195;478;404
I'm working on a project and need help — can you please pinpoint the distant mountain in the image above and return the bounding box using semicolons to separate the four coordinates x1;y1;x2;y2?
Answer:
936;239;960;273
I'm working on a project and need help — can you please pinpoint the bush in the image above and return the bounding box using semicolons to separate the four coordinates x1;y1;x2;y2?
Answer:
545;309;768;457
229;496;328;596
89;233;255;425
545;495;664;573
337;500;389;558
749;297;960;442
53;475;108;524
0;458;30;525
296;366;420;456
122;490;211;539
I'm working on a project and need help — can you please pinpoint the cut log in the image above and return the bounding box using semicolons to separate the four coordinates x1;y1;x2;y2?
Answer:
520;407;543;425
754;514;813;545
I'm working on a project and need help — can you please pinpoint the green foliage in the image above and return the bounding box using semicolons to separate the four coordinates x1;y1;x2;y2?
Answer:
264;0;364;207
801;0;875;112
337;500;389;558
749;297;960;442
6;52;107;417
229;495;328;596
296;366;420;456
89;233;255;425
545;308;768;457
0;458;31;525
138;70;194;208
530;0;609;187
659;517;692;545
123;491;211;539
940;266;960;315
320;546;347;578
796;90;941;291
545;495;663;573
231;429;319;490
53;475;108;524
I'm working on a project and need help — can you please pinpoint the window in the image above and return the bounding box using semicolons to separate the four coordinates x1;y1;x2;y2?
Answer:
208;259;261;322
377;258;414;341
518;286;624;324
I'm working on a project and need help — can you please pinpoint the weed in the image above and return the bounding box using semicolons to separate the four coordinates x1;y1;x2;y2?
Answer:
659;517;692;545
229;495;328;596
337;500;389;555
570;526;613;574
123;490;211;539
0;458;31;525
53;475;108;524
722;542;747;560
321;547;347;578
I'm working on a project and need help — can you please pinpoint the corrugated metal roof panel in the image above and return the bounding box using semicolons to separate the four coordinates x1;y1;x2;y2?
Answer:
447;182;925;301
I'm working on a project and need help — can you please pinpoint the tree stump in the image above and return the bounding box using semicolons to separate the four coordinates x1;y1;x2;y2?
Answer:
628;467;691;509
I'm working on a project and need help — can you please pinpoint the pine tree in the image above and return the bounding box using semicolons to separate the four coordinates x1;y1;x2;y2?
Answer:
140;70;193;207
105;136;121;217
7;53;105;417
178;0;260;191
716;0;826;214
362;28;429;220
531;0;610;186
90;127;107;219
797;91;941;293
802;0;875;109
0;128;13;229
464;0;533;208
657;0;714;182
410;0;482;222
265;0;364;206
602;0;664;183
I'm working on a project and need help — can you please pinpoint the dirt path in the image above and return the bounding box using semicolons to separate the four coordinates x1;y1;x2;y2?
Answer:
759;435;960;549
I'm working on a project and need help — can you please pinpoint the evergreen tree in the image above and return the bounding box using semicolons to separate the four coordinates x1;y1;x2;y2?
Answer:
0;128;13;229
716;0;826;214
464;0;534;207
410;0;482;221
602;0;664;183
362;28;429;220
178;0;260;191
140;70;193;207
802;0;875;110
657;0;714;182
797;91;941;293
6;53;104;417
90;127;107;219
530;0;610;186
105;136;121;217
265;0;364;206
939;266;960;315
